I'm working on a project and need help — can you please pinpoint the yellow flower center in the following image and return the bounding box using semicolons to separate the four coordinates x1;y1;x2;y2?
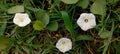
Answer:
62;41;66;45
84;19;88;23
20;19;24;22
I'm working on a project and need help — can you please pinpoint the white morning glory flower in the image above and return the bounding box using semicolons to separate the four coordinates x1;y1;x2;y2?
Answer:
77;13;96;31
13;13;31;27
56;38;72;53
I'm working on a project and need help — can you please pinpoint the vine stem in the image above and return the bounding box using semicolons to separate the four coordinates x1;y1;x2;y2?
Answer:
84;41;94;54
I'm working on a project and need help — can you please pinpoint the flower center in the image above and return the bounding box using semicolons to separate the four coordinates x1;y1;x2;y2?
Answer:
20;19;24;22
84;19;88;23
62;41;66;45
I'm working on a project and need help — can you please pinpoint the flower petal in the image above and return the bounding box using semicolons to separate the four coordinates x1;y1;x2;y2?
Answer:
77;13;96;31
56;38;72;53
13;13;31;27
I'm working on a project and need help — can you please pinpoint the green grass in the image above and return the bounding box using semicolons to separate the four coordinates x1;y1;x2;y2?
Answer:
0;0;120;54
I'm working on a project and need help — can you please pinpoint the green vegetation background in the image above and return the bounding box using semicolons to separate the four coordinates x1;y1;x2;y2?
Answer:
0;0;120;54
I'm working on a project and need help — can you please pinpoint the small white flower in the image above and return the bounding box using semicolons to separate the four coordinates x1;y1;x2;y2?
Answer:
56;38;72;53
77;13;96;31
13;13;31;27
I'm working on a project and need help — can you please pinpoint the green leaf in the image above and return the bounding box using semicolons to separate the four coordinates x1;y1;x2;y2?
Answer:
35;10;49;28
47;21;58;31
98;30;111;38
42;45;54;54
26;36;36;44
33;20;44;31
90;0;106;16
73;23;79;29
21;46;30;54
23;0;31;7
0;36;12;50
76;35;93;41
0;21;6;36
102;22;114;54
7;5;24;14
0;4;7;12
61;0;79;4
42;48;51;54
107;0;119;5
61;11;74;39
26;7;39;12
77;0;89;9
114;42;120;54
31;44;43;48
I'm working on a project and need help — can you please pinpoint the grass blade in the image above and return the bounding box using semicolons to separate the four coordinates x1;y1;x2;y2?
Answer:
60;11;75;39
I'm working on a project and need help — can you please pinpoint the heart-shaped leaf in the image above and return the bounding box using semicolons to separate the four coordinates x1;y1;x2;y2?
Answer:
33;20;44;31
47;21;58;31
35;10;49;28
7;5;24;14
98;30;111;38
77;0;89;9
90;0;106;16
0;36;12;50
61;0;79;4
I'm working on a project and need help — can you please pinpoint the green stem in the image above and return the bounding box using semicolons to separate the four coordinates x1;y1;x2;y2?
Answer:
102;21;114;54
